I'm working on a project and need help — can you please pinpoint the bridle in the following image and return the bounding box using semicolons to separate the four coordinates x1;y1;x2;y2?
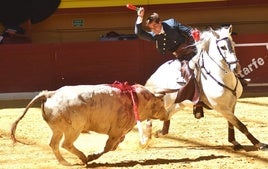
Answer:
200;36;239;96
216;37;239;70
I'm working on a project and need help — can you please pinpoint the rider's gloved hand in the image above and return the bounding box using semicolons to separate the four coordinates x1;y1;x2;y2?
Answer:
136;7;144;24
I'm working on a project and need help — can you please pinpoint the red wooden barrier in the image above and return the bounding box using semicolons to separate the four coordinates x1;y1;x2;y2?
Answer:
0;34;267;93
233;34;268;85
0;40;171;93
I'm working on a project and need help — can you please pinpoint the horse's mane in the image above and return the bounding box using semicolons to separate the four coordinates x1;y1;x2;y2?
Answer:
197;29;213;51
197;26;234;51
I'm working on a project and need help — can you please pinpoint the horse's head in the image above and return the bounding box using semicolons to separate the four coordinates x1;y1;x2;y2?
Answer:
200;25;238;72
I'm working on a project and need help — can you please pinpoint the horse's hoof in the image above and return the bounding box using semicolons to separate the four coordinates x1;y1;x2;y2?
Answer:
258;143;268;151
233;144;243;151
193;104;204;119
194;113;202;119
154;130;167;138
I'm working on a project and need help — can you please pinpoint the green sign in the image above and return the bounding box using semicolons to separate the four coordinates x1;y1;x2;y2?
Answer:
72;19;84;27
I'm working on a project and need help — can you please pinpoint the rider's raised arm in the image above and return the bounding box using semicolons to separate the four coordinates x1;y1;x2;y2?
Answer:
134;7;155;42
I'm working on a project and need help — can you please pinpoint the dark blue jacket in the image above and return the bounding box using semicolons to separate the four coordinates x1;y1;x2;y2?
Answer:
135;18;193;55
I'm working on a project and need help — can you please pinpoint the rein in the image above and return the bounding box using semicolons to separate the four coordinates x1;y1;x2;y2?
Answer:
205;50;228;73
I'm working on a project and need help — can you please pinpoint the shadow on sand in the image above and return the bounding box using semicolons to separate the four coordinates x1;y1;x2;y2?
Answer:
86;155;228;168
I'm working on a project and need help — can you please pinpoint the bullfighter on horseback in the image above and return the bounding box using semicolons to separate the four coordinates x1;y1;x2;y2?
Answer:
134;7;250;120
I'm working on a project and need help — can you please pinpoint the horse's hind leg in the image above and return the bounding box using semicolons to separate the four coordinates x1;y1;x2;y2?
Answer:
49;129;71;166
228;121;243;150
227;115;268;150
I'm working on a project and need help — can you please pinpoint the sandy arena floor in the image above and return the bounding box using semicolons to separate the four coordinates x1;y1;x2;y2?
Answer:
1;96;268;169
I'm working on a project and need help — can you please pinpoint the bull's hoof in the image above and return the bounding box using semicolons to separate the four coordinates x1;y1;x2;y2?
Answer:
80;157;88;164
258;143;268;151
139;139;150;149
87;154;100;162
59;160;72;166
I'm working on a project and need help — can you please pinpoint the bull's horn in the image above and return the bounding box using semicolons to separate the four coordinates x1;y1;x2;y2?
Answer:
155;88;180;94
153;88;179;98
154;93;165;98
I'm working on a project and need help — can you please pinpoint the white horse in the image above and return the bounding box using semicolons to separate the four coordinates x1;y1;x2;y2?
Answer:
144;26;268;151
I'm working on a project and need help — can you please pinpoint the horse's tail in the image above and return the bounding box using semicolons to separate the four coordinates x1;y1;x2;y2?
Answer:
10;90;55;144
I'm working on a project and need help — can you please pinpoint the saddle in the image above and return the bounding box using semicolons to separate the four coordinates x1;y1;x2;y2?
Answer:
175;61;199;104
175;60;211;119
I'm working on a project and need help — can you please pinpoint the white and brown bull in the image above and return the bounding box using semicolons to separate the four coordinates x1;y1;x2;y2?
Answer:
11;82;168;166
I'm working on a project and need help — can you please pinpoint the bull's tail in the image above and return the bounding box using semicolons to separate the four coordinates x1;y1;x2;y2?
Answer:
10;90;55;144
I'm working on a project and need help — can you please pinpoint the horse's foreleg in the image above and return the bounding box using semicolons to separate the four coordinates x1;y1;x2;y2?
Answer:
155;120;170;138
228;121;243;150
162;120;170;135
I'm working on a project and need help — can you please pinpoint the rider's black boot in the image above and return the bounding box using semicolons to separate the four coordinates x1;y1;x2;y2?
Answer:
193;102;204;119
